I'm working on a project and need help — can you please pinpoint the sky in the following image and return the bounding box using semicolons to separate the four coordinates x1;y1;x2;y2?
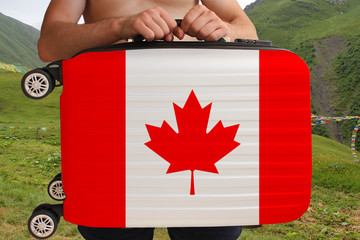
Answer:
0;0;256;30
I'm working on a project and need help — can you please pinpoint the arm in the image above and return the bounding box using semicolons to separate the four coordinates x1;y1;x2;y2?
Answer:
38;0;118;62
178;0;258;41
38;0;178;62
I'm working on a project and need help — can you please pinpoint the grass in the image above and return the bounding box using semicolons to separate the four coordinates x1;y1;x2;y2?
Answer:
1;70;360;239
1;129;359;240
0;69;61;126
246;0;360;145
239;135;360;240
247;0;360;50
1;1;360;238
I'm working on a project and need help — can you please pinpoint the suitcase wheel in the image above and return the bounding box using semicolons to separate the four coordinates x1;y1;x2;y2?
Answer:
21;69;55;99
28;209;59;239
48;173;66;201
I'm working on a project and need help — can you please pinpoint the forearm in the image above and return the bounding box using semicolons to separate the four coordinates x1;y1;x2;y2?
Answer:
38;17;127;62
200;0;258;41
226;18;258;41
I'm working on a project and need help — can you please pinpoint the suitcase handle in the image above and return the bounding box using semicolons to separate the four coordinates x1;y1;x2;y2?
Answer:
133;19;225;42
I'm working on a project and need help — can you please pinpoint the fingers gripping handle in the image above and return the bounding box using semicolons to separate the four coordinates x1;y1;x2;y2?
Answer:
133;19;182;42
133;19;225;42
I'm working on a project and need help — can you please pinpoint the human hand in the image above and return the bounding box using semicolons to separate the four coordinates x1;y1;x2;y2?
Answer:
124;7;178;42
175;5;229;41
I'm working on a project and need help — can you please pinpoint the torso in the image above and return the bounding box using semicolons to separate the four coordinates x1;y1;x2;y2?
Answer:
83;0;199;23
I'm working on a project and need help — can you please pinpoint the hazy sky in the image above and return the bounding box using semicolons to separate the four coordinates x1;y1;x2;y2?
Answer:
1;0;256;30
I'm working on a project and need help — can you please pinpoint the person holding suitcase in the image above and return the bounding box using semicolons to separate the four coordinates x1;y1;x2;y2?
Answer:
38;0;258;62
38;0;258;239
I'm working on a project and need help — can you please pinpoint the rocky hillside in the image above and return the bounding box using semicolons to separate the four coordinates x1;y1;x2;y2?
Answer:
246;0;360;146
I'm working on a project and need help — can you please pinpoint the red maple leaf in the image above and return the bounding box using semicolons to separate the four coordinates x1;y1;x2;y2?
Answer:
145;90;240;195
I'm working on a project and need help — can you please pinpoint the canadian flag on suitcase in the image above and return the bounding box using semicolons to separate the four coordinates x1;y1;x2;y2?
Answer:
60;47;311;228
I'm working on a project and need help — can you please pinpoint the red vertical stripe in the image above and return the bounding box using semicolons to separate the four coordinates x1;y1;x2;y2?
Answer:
259;50;312;224
61;51;126;227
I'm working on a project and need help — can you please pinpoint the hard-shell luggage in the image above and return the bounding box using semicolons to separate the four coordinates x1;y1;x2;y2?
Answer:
22;39;311;239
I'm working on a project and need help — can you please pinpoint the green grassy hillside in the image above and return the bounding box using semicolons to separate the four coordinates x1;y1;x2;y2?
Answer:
0;69;60;126
246;0;360;51
241;135;360;240
246;0;360;146
0;13;43;68
0;70;359;239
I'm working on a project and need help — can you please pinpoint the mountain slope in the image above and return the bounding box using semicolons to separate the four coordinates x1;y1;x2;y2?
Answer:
246;0;360;146
246;0;360;51
0;13;43;68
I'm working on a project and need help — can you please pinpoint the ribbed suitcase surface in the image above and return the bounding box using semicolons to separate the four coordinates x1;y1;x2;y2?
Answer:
60;45;311;228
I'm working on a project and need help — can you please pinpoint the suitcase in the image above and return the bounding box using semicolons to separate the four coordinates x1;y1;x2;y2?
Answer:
22;39;311;239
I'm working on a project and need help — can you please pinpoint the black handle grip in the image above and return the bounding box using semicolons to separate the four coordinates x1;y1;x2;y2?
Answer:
134;19;182;42
175;19;182;27
133;19;225;42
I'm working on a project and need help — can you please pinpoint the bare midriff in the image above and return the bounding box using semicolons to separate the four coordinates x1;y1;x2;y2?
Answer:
83;0;199;23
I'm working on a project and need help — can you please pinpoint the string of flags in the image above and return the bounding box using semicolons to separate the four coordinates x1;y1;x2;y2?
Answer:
2;126;60;131
311;114;360;125
312;114;360;162
2;114;360;162
351;121;360;162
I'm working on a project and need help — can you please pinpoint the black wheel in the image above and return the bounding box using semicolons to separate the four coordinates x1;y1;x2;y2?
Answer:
28;209;59;239
21;69;55;99
47;173;65;201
